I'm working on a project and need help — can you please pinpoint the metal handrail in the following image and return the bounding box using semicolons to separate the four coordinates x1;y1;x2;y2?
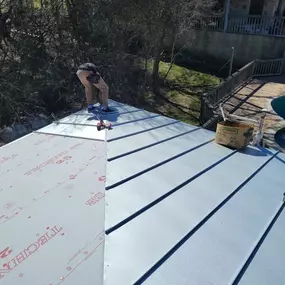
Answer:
254;58;285;76
200;60;256;124
200;57;285;127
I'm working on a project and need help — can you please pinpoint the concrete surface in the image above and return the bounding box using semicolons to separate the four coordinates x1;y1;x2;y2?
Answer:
177;30;285;66
223;75;285;151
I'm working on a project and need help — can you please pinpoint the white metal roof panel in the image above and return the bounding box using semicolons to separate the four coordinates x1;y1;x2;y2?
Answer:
73;100;138;115
104;147;283;285
107;122;197;158
101;101;285;285
105;138;232;231
140;152;284;285
33;100;126;141
57;109;160;128
1;99;284;285
106;128;215;189
238;186;285;285
107;115;178;142
105;147;277;233
35;122;106;141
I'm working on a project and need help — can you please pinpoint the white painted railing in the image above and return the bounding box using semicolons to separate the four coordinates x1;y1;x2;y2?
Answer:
254;58;285;76
196;15;285;37
194;16;224;31
228;16;285;36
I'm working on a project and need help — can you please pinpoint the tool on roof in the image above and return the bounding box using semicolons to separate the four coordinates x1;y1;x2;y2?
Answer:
96;120;112;131
90;109;112;131
219;103;267;147
51;113;59;125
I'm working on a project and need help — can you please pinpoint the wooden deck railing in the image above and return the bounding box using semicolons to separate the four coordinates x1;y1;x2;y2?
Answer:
200;57;285;126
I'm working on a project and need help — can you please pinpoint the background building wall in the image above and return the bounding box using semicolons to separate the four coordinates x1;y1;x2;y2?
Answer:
230;0;250;16
176;29;285;66
228;0;281;16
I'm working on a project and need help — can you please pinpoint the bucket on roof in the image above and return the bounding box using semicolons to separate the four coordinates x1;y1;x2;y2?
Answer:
215;121;254;149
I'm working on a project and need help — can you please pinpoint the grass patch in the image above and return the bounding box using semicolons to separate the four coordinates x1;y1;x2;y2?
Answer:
33;0;41;8
147;61;220;87
140;59;220;125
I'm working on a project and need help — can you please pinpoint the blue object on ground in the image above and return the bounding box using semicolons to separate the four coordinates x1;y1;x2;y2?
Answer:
274;127;285;149
271;96;285;119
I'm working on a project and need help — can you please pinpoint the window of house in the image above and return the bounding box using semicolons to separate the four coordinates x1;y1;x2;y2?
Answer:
249;0;265;15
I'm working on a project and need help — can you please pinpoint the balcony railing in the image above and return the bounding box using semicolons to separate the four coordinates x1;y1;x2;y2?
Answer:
200;60;256;125
195;15;285;37
254;58;285;76
200;57;285;126
228;16;285;36
194;16;224;31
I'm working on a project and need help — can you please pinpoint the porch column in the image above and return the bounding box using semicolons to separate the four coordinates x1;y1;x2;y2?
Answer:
224;0;231;32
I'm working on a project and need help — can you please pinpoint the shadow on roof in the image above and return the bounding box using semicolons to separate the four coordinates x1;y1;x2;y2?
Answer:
239;146;274;157
276;155;285;165
87;107;120;122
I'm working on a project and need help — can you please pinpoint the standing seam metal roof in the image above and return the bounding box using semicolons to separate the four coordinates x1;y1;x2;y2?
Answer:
1;99;284;285
102;101;285;285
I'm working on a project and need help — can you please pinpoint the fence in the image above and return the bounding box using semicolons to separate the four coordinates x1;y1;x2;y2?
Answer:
227;16;285;36
200;60;256;124
254;58;285;76
194;16;224;31
195;15;285;37
200;57;285;126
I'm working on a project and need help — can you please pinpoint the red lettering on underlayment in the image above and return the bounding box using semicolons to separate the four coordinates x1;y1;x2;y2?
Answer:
24;152;68;175
34;134;56;146
69;141;84;150
0;154;18;165
98;176;106;182
0;226;62;278
56;156;72;165
68;162;92;181
0;247;12;259
85;192;105;206
2;160;101;226
56;231;104;284
24;141;85;176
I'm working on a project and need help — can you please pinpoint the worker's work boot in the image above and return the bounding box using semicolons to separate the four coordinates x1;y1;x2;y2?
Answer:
88;105;96;113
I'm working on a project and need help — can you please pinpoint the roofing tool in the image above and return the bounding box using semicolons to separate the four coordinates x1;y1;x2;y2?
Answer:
51;113;59;125
91;109;112;131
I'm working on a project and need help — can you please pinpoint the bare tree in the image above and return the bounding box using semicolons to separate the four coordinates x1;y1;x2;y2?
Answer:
0;0;217;127
114;0;217;94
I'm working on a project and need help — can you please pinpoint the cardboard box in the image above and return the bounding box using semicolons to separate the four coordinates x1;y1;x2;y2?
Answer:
215;121;254;149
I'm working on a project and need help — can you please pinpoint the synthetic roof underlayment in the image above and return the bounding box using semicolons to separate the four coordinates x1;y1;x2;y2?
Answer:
1;100;285;285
